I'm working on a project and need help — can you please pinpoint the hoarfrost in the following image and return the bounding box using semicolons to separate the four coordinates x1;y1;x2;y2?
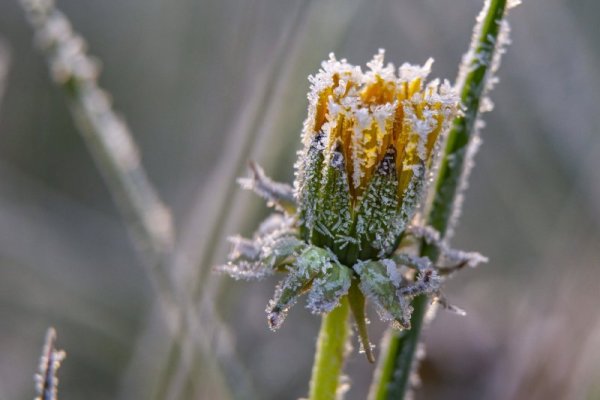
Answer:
393;253;433;271
399;58;433;82
238;162;296;213
306;262;352;314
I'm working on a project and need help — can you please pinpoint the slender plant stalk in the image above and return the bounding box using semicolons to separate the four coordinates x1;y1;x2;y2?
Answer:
19;0;177;302
20;2;242;398
159;1;366;398
153;3;313;398
34;328;66;400
0;40;9;112
369;0;511;399
309;297;351;400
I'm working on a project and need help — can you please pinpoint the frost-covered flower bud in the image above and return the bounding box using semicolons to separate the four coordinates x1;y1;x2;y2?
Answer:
295;50;459;265
218;50;479;342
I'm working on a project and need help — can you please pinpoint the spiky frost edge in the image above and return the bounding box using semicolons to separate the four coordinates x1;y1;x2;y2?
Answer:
447;2;515;240
238;162;296;213
216;215;302;281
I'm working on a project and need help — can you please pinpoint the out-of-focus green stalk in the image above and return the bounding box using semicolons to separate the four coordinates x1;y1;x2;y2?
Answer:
308;297;350;400
369;0;509;399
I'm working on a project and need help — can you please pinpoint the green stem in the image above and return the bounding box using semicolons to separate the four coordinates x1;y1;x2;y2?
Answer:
369;295;427;400
309;297;351;400
369;0;509;399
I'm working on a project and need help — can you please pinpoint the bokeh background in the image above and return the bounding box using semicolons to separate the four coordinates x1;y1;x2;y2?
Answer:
1;0;599;399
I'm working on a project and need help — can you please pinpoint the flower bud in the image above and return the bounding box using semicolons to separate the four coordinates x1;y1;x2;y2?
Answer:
295;50;459;264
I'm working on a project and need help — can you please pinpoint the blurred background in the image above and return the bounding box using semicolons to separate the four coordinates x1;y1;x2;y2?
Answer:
1;0;599;399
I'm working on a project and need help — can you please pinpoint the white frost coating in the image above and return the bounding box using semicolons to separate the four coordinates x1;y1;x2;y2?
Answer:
218;213;304;281
383;259;403;288
267;246;343;329
445;133;482;240
394;253;433;271
302;52;362;147
399;57;433;82
306;263;351;315
238;162;295;213
433;295;467;317
364;48;396;83
441;247;489;269
336;375;352;400
447;0;515;239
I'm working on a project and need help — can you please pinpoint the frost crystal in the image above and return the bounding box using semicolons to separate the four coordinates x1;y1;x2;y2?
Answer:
238;162;295;213
448;0;517;239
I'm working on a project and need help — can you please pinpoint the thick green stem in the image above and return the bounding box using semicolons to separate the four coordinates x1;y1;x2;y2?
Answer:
369;0;510;399
309;297;351;400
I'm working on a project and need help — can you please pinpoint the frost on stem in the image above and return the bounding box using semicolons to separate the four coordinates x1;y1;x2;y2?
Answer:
447;0;517;239
34;327;66;400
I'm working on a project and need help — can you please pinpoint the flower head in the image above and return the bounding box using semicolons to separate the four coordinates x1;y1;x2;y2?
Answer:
296;50;459;262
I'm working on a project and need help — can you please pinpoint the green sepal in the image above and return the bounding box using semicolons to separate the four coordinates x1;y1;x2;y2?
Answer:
297;132;326;242
307;259;352;315
266;246;331;330
354;147;400;260
348;277;375;363
397;160;427;241
353;259;412;329
262;234;306;272
311;142;353;255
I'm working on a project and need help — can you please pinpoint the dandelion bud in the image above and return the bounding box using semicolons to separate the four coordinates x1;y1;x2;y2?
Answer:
295;50;459;265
